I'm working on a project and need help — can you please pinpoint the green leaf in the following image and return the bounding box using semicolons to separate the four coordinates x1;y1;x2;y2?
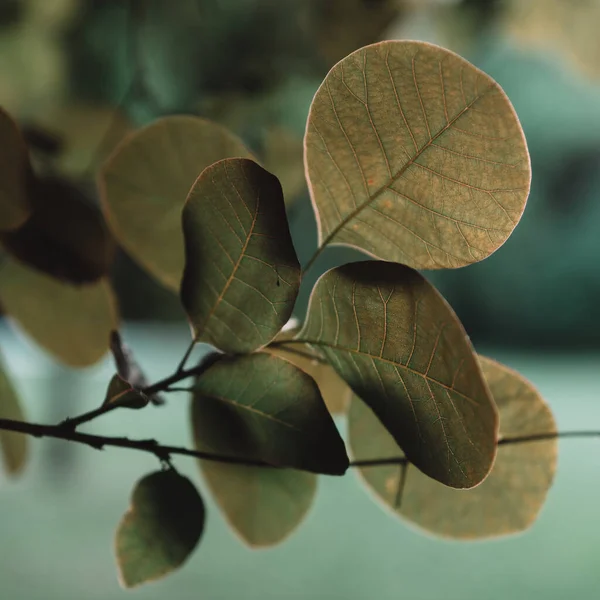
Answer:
0;257;118;367
115;470;205;588
102;374;149;410
0;357;28;476
191;353;348;475
299;261;497;488
199;461;316;548
305;40;530;268
266;327;352;414
181;158;301;353
99;116;253;290
349;356;557;539
1;176;115;283
0;107;32;231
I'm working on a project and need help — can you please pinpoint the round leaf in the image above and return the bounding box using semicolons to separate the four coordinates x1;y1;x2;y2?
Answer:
305;40;531;268
99;116;253;290
0;257;118;367
198;461;316;548
1;176;115;283
0;357;28;476
0;107;32;231
299;261;498;488
115;470;205;588
191;353;348;475
349;356;557;539
181;158;301;353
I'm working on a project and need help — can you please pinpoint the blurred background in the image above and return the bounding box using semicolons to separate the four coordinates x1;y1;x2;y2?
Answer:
1;0;600;598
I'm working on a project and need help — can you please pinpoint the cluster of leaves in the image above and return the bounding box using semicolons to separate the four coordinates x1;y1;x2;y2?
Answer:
0;40;559;589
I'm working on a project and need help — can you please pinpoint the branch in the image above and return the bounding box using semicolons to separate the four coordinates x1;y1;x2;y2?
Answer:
0;418;268;467
350;430;600;468
60;351;223;430
0;417;597;472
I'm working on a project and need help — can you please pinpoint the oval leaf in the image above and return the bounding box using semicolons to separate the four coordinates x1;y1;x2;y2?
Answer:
191;353;348;475
199;461;316;548
349;356;557;539
0;257;118;367
181;158;301;353
0;107;32;231
115;470;205;588
1;176;115;283
305;40;530;268
99;116;252;290
0;357;28;476
299;261;497;488
266;327;352;414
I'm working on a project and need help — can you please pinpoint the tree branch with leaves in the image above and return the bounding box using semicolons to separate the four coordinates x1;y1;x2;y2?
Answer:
0;39;574;589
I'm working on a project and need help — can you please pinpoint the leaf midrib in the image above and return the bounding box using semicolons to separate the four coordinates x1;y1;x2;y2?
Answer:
199;191;259;341
320;84;496;249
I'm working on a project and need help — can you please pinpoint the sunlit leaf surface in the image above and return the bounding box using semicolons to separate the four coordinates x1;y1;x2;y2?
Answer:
305;40;530;268
99;116;252;290
0;257;118;366
349;356;557;539
300;261;497;488
181;158;300;353
198;461;316;548
115;470;205;588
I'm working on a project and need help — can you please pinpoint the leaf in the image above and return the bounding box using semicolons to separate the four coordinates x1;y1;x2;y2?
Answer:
115;470;205;588
349;356;558;539
265;327;352;414
32;102;131;178
0;107;32;231
0;357;28;476
109;331;164;405
299;261;497;488
1;176;115;283
304;40;531;269
181;158;301;354
102;374;149;410
191;353;348;475
0;257;118;367
99;116;253;290
199;461;316;548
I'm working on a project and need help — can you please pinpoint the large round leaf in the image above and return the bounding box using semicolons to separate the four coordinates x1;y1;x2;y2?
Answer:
115;470;205;588
305;40;530;269
0;357;28;476
0;108;32;231
181;158;301;353
1;176;115;283
299;261;497;488
349;356;557;539
0;257;118;367
99;116;252;290
198;461;316;548
191;353;348;475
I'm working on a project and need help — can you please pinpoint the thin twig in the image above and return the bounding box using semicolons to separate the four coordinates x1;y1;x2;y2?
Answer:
175;340;196;374
0;418;268;467
0;417;596;472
